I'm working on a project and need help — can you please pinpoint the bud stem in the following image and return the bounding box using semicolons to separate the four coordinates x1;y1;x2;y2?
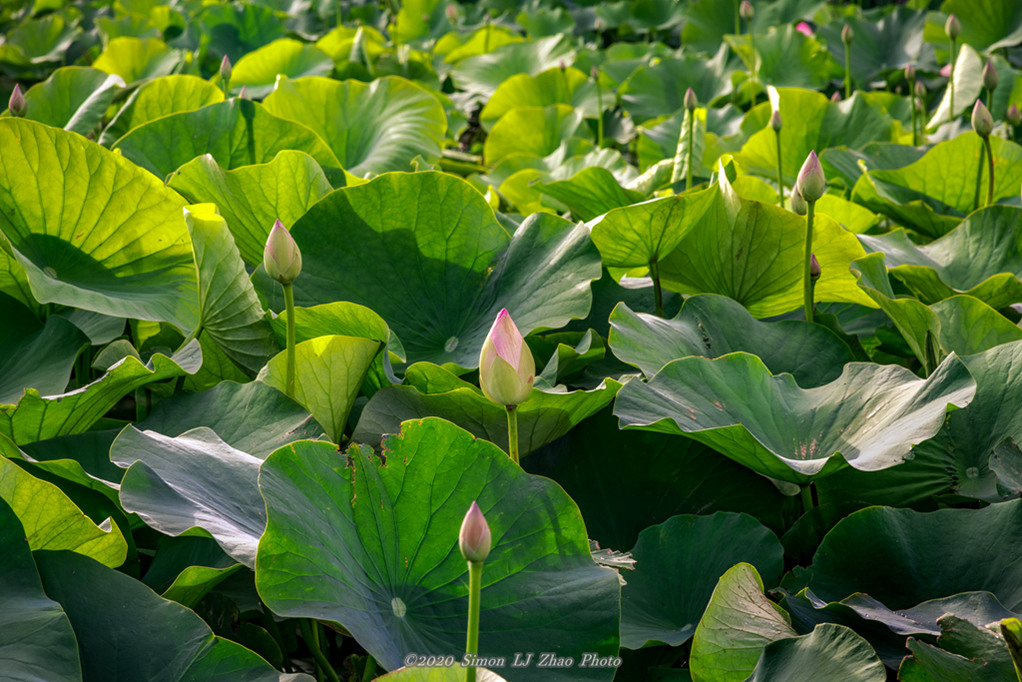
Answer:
803;201;816;324
948;38;957;122
299;618;341;682
775;127;784;208
843;43;852;100
909;76;919;147
734;0;740;35
986;87;993;110
506;405;520;464
686;107;695;191
984;135;995;208
594;75;604;148
800;482;817;514
465;559;483;682
649;258;664;318
283;282;297;399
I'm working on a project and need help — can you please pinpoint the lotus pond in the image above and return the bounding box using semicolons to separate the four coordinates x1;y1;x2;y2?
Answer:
3;0;1022;680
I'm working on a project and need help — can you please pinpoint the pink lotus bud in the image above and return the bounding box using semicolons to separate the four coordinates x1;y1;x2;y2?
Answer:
940;63;952;78
770;109;782;132
945;14;960;40
795;21;813;37
739;1;754;22
830;91;842;102
263;219;302;284
479;309;535;406
914;81;926;98
8;84;25;118
459;501;491;563
790;187;807;216
1008;104;1021;127
220;55;232;84
796;151;826;202
982;61;998;91
972;99;993;138
445;3;457;23
841;24;853;45
904;63;915;82
684;87;697;112
810;254;821;280
238;85;249;100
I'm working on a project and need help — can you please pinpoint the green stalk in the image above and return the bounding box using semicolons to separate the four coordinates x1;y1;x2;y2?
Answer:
595;77;604;148
843;43;852;99
685;108;695;191
803;201;815;324
734;0;740;35
775;130;784;208
283;282;296;399
987;88;993;109
973;142;986;211
984;135;995;207
910;83;918;146
299;619;340;682
800;484;814;515
649;258;664;317
260;603;293;673
949;38;957;121
465;560;483;682
506;405;519;464
360;656;378;682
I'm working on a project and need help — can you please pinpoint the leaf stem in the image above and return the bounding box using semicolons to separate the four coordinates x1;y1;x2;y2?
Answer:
506;405;519;464
649;258;664;318
734;0;740;35
974;141;986;211
775;128;784;208
595;76;604;148
685;107;695;191
910;83;918;146
843;43;852;99
260;602;293;673
299;619;340;682
800;483;815;515
984;135;995;207
283;282;296;399
803;201;815;324
949;38;956;121
465;560;483;682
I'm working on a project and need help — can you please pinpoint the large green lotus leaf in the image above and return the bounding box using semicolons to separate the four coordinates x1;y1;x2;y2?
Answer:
677;0;824;54
747;623;886;682
0;249;36;312
932;296;1022;357
99;74;225;148
262;76;446;177
228;39;333;99
0;297;88;404
169;151;332;266
0;119;199;330
852;133;1022;238
859;207;1022;308
0;497;80;682
183;204;277;373
525;406;794;551
637;104;744;174
196;2;285;63
0;341;201;446
22;66;125;136
138;380;322;458
480;66;600;129
483;104;586;167
940;0;1022;56
111;426;266;567
614;351;976;484
350;362;619;457
449;35;576;97
0;13;78;65
113;99;343;183
821;143;925;191
794;500;1022;610
256;418;621;678
257;335;382;443
621;513;784;649
617;51;734;125
689;563;798;682
609;296;853;388
816;9;929;84
92;37;181;85
900;614;1016;682
725;26;834;92
35;550;309;682
254;172;601;368
735;89;894;189
0;438;126;568
536;167;644;223
925;44;984;130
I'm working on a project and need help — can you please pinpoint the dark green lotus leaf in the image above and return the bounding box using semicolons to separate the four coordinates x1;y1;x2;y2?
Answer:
183;331;250;393
161;563;245;610
0;497;80;682
736;88;894;190
617;50;734;125
747;623;886;682
594;0;685;32
197;2;286;63
900;613;1015;682
113;99;343;183
794;500;1022;610
139;380;322;458
615;351;975;484
939;0;1022;54
859;207;1022;308
0;296;88;404
92;37;182;86
726;25;835;92
852;133;1022;238
0;13;79;65
35;550;308;682
536;167;644;222
228;39;333;99
932;296;1022;357
58;309;126;346
689;562;798;682
0;436;126;567
679;0;824;54
256;418;621;679
21;66;124;136
609;295;853;387
0;341;200;446
817;9;929;85
483;104;586;167
450;35;576;98
0;119;199;330
0;250;36;313
253;172;601;368
258;335;382;443
621;513;783;649
821;143;925;191
111;426;266;567
351;362;619;456
636;104;745;177
169;151;333;266
99;74;225;147
480;66;600;129
262;75;446;177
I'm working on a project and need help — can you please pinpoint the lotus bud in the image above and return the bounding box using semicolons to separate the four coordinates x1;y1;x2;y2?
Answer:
810;254;821;280
914;81;926;99
841;24;853;45
238;85;249;100
795;21;813;38
895;85;902;96
790;187;807;216
263;219;303;284
830;91;841;102
740;1;754;22
590;66;599;80
459;501;491;563
445;3;457;23
770;109;782;132
479;309;535;407
945;14;960;40
795;151;826;202
684;87;697;112
972;99;993;138
1008;104;1022;127
219;55;232;85
904;63;915;83
982;61;998;91
8;84;25;118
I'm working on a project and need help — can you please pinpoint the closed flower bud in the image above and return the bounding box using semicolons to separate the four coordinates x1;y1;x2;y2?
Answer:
263;219;303;284
945;14;960;40
982;61;998;91
770;109;782;132
590;66;599;80
479;309;535;406
740;1;754;22
904;63;915;83
1008;104;1022;127
219;55;232;85
8;84;25;118
238;85;249;100
831;91;842;102
972;99;993;138
914;81;926;98
459;501;491;563
684;87;697;112
790;188;807;216
795;151;826;202
841;24;853;45
810;254;821;280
